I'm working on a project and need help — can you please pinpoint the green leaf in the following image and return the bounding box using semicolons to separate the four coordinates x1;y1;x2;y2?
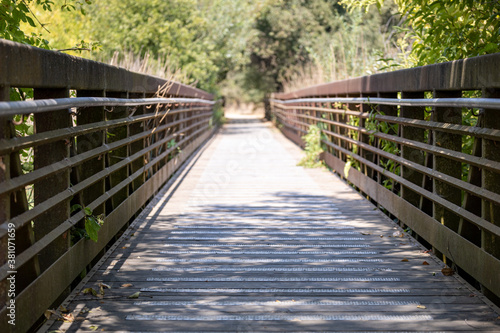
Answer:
481;42;498;54
85;216;101;242
82;287;97;296
84;207;92;216
128;292;141;299
344;160;352;179
71;204;82;213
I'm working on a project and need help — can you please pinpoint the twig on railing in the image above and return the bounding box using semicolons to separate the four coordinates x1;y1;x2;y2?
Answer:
21;0;51;34
150;80;174;133
57;48;91;53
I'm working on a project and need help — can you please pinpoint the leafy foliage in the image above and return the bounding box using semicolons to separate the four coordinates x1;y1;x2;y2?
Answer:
404;0;500;65
1;0;92;49
298;124;324;168
341;0;500;66
71;204;104;242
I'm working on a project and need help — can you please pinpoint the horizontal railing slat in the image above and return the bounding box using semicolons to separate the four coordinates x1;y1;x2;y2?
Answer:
0;106;211;154
0;96;214;116
0;113;211;197
0;120;211;282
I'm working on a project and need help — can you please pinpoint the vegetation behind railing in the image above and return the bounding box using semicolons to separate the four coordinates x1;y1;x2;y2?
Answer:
0;40;217;332
270;52;500;304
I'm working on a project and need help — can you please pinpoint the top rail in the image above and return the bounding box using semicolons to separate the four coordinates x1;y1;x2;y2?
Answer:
273;52;500;99
0;39;212;99
270;97;500;109
0;97;216;116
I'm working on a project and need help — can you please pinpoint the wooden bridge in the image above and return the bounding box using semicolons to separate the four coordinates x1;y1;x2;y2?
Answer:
1;40;500;332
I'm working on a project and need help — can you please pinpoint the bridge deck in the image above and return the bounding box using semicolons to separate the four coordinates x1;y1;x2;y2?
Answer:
45;116;500;332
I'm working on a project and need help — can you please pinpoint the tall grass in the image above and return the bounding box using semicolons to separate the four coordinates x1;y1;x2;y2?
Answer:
98;50;191;85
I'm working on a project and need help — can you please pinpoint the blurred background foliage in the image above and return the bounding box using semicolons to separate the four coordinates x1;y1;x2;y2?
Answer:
4;0;500;106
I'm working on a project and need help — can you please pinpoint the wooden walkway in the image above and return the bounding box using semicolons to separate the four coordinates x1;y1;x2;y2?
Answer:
45;116;500;332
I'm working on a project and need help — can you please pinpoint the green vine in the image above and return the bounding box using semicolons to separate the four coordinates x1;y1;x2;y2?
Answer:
365;109;400;190
297;124;324;168
70;204;104;242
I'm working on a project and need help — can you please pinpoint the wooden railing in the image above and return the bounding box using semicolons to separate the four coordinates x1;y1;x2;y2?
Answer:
270;52;500;303
0;40;217;332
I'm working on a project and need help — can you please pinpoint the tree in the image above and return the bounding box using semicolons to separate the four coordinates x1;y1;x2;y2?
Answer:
248;0;342;91
0;0;91;49
341;0;500;66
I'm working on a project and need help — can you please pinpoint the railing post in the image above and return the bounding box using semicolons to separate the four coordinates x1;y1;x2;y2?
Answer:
33;88;71;272
76;90;106;216
105;91;130;211
400;92;425;207
0;85;9;308
2;91;41;295
482;88;500;262
129;93;146;193
360;93;377;180
377;92;398;193
459;114;482;246
337;94;348;164
433;90;462;233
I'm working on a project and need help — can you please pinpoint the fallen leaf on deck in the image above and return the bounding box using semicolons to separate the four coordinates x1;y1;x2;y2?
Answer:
401;258;409;262
275;300;281;303
423;250;432;253
128;292;141;299
89;325;99;331
441;267;454;276
121;283;133;288
392;231;402;237
99;283;111;295
62;313;75;322
83;288;97;296
422;261;430;265
122;247;128;249
59;305;69;313
417;305;427;309
44;309;57;319
75;316;86;321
